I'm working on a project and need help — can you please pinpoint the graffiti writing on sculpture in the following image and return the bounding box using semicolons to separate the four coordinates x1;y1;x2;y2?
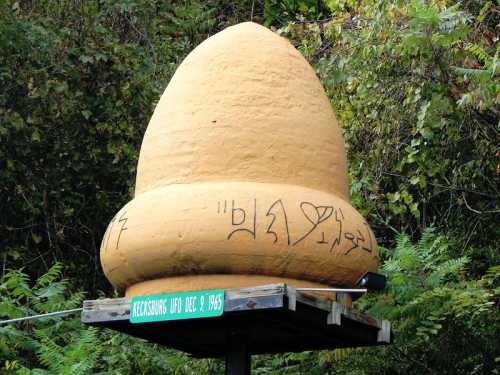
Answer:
101;199;375;259
266;199;290;245
217;199;376;258
218;199;257;240
101;210;128;252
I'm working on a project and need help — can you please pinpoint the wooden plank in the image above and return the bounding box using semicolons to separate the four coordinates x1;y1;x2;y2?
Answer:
285;285;297;311
327;301;382;329
224;295;284;312
344;310;382;329
81;283;390;351
327;301;346;326
83;297;129;310
225;284;285;299
293;289;332;312
377;320;391;343
82;298;130;323
81;284;378;328
82;289;285;324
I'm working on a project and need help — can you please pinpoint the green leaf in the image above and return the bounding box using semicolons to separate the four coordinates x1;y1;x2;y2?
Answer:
54;82;68;94
410;176;420;185
31;129;41;142
419;127;434;139
79;55;93;64
31;233;42;244
81;110;92;120
94;52;108;62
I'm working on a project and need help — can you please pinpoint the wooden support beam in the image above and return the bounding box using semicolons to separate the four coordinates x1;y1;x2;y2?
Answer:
81;283;391;357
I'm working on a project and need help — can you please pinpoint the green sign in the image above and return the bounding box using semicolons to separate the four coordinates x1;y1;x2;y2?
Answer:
130;289;224;324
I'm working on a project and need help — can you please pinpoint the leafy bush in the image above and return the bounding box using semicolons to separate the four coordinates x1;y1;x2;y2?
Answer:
0;0;257;292
253;229;499;374
1;0;499;373
338;229;500;375
278;0;499;257
0;264;224;374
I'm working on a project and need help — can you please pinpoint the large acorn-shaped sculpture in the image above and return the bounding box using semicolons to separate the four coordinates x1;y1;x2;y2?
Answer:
100;22;379;298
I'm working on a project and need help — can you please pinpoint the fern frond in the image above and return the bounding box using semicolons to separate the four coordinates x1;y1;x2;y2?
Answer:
381;258;402;274
35;282;67;300
1;269;33;298
77;327;99;347
427;257;469;287
417;227;437;250
482;265;500;285
68;358;94;375
465;43;492;66
35;332;64;372
394;233;412;254
454;66;491;79
417;229;449;269
64;291;86;309
35;263;63;288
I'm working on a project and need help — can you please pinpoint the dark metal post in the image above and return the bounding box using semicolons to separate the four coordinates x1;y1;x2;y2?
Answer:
225;330;251;375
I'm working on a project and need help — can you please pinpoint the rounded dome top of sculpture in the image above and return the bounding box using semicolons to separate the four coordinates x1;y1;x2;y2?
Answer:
135;22;349;201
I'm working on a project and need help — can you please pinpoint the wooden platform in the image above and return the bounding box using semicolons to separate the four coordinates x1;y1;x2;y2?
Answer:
81;284;390;358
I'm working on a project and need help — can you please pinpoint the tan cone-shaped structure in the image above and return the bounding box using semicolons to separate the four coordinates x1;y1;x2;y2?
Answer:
100;22;379;298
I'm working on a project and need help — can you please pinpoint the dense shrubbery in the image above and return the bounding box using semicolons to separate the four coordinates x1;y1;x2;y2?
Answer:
0;264;225;374
1;0;498;373
332;230;499;375
2;231;498;374
254;229;500;375
278;0;499;254
0;0;255;292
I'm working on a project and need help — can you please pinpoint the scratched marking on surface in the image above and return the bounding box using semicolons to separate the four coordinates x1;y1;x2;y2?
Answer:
217;199;378;258
101;212;118;253
116;211;128;250
265;199;290;245
102;198;377;260
219;199;257;240
101;211;128;252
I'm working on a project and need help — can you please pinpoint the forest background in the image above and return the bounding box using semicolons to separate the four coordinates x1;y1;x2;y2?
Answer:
0;0;499;373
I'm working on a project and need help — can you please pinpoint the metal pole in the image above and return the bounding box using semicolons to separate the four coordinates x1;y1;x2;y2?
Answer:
0;308;83;325
225;330;251;375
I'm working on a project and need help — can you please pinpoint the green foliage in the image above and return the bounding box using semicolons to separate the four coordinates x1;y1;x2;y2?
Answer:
0;265;224;374
264;0;331;26
0;0;258;292
1;0;499;373
4;240;495;374
279;0;499;259
253;229;500;374
355;229;499;374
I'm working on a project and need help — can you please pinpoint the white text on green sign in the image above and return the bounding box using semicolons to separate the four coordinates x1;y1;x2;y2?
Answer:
130;290;224;323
